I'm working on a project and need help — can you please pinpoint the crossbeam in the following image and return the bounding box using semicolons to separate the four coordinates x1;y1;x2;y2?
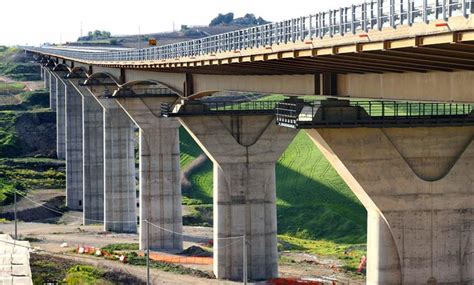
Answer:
276;99;474;128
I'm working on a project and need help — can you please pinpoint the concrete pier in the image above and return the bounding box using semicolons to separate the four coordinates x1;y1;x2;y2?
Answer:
103;102;137;233
43;68;50;90
180;115;297;281
49;71;56;111
80;85;137;233
77;85;104;222
307;126;474;284
64;80;83;210
115;97;183;250
55;75;66;160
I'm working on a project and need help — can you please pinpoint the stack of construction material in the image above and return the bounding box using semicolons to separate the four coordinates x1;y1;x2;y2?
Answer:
0;234;32;285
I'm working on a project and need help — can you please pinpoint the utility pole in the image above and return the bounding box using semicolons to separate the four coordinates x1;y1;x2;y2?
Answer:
14;190;17;240
146;219;150;285
243;235;247;285
138;26;141;49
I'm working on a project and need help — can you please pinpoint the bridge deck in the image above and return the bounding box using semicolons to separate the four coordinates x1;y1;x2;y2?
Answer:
24;1;474;75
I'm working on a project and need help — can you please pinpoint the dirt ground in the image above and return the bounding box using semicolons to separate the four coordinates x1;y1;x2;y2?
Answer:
0;75;44;91
0;190;364;284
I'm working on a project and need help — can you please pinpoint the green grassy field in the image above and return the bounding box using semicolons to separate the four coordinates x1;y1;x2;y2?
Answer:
179;128;367;244
0;82;25;94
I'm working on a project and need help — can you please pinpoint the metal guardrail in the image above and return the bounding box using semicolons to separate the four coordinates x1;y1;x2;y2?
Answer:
161;100;279;117
276;100;474;128
23;0;474;62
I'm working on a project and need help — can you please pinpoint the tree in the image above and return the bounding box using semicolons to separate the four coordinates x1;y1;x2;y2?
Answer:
93;30;102;38
209;12;234;26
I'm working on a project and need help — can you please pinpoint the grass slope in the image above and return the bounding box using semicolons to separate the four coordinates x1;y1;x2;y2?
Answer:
179;128;367;244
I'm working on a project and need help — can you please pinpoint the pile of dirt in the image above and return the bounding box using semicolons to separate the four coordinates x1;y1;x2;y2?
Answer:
179;246;212;257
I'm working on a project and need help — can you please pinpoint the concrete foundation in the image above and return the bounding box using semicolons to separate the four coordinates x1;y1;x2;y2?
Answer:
115;97;183;250
64;80;83;210
307;126;474;284
49;72;56;111
180;115;297;281
55;75;66;160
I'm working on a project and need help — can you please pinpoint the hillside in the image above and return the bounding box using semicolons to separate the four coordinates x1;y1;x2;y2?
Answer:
0;47;64;206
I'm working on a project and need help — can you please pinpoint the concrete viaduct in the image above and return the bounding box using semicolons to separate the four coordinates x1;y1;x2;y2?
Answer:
23;1;474;283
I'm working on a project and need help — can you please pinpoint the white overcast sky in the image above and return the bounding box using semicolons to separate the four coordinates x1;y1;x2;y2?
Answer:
0;0;357;46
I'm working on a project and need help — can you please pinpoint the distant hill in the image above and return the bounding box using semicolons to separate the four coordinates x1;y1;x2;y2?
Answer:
71;13;270;48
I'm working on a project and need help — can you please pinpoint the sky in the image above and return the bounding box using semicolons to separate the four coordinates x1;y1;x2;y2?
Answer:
0;0;356;46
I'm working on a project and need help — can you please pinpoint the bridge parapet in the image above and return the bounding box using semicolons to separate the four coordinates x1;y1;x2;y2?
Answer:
162;99;281;117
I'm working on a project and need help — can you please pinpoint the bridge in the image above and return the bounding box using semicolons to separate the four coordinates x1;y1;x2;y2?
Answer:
22;0;474;283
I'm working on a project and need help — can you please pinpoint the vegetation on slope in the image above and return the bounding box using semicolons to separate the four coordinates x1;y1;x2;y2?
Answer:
0;48;64;205
0;46;41;81
30;253;144;284
0;82;25;94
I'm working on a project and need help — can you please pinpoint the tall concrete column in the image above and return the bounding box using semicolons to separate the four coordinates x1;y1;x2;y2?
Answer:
80;88;104;222
49;71;57;110
307;126;474;284
180;115;297;281
367;210;401;284
64;81;83;211
43;69;50;90
139;119;182;249
80;85;137;233
115;97;183;250
55;75;66;159
103;102;137;233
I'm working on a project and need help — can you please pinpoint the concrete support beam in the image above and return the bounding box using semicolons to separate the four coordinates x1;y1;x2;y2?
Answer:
138;119;182;249
78;86;104;222
49;71;57;110
55;75;67;160
82;85;137;233
180;115;297;281
43;68;50;90
115;97;182;250
103;102;137;233
367;209;402;283
307;126;474;284
64;80;83;211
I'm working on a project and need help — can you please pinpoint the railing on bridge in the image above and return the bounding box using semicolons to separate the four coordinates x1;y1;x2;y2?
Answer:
161;100;279;117
24;0;474;62
276;100;474;128
108;87;178;98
